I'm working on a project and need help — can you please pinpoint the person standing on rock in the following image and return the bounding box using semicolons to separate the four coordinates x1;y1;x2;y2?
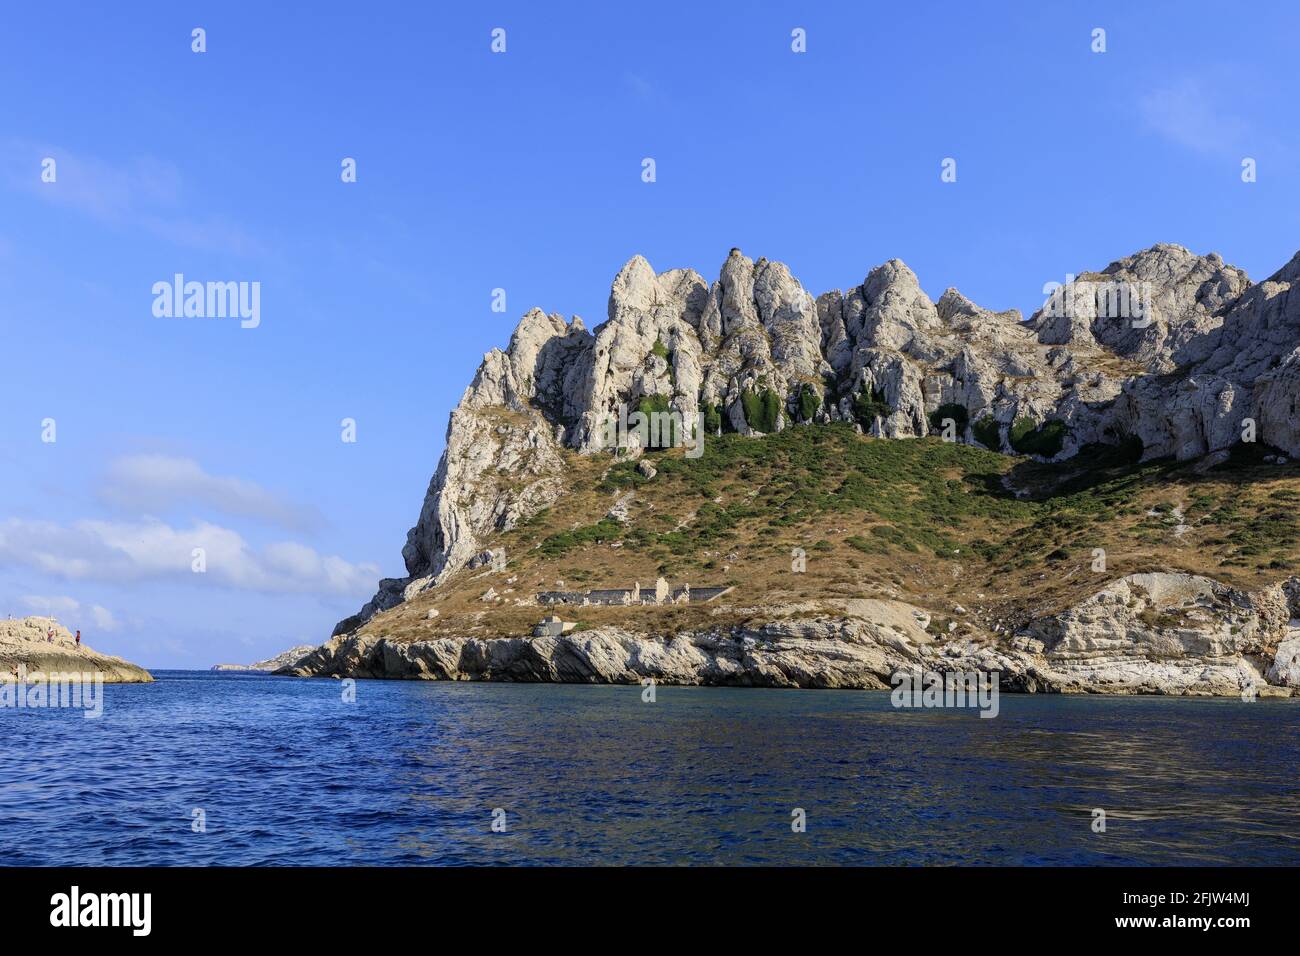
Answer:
46;626;54;643
75;630;81;650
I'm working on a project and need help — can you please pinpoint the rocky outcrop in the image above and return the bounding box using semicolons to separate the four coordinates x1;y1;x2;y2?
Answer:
1003;572;1293;696
285;577;1299;697
212;644;317;673
335;243;1300;639
284;601;934;687
930;572;1299;697
0;617;153;684
1030;244;1249;372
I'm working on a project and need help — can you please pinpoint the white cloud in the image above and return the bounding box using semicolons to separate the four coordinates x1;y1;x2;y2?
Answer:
1137;78;1250;158
100;454;324;533
20;595;118;631
3;140;264;256
0;517;378;596
624;72;657;102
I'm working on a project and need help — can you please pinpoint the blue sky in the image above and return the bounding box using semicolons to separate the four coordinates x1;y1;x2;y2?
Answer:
2;1;1298;668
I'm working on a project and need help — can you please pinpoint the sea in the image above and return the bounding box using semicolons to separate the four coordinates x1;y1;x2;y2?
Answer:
3;671;1297;865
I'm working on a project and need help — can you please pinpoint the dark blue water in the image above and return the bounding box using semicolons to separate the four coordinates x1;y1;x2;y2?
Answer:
3;671;1298;865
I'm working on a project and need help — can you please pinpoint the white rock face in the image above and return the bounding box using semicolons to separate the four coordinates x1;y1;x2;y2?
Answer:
1267;626;1300;686
1017;572;1293;695
335;244;1300;638
286;605;936;687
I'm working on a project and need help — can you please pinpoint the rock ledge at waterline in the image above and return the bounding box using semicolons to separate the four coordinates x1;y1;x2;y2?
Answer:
282;575;1300;697
0;617;153;684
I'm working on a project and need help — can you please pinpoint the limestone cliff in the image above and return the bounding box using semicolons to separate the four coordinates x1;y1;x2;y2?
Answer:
297;246;1300;697
339;245;1300;635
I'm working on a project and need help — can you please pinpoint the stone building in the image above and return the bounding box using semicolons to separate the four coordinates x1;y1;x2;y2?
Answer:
537;576;731;607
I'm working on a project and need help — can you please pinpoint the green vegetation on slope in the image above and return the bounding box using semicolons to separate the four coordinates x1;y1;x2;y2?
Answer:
515;419;1300;595
1009;417;1067;458
853;387;892;429
539;517;626;558
702;400;723;435
972;416;1001;450
797;384;821;423
635;394;675;449
741;387;781;433
929;403;969;436
407;421;1300;643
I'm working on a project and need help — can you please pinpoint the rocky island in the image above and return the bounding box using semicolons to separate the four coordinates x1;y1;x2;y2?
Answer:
0;616;152;683
212;645;316;673
282;244;1300;697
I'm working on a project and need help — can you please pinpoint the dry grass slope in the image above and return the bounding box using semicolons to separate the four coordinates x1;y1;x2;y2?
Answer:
357;425;1300;646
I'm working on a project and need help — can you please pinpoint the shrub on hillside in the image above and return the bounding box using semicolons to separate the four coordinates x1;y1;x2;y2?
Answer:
1009;417;1067;457
539;518;625;557
651;340;676;385
853;387;892;430
636;394;675;449
928;403;969;436
797;384;821;423
702;400;723;435
741;387;781;433
972;416;1001;450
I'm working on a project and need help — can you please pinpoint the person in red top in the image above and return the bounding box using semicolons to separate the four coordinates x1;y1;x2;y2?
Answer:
75;630;81;649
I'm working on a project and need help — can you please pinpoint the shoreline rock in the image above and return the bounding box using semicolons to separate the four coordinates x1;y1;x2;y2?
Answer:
280;577;1299;698
0;617;152;684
